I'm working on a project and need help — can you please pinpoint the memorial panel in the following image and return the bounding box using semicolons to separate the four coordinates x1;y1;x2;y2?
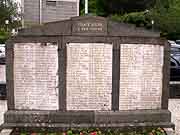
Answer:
66;43;112;110
119;44;164;110
14;43;59;110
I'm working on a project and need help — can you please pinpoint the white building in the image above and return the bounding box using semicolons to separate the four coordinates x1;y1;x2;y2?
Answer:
21;0;79;27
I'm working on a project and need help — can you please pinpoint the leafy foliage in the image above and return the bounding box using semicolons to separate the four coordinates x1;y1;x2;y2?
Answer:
19;128;166;135
100;0;155;15
0;29;10;44
80;0;180;39
111;11;152;29
80;0;97;16
80;0;156;16
151;0;180;39
0;0;21;43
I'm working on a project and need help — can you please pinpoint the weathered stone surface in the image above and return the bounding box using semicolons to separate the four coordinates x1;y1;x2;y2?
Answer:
19;16;160;37
72;17;107;36
3;15;171;131
119;44;164;110
0;65;6;83
66;43;112;110
3;110;173;130
4;110;171;124
14;43;59;110
169;99;180;135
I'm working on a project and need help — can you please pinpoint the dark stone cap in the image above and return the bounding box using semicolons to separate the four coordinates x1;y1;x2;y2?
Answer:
18;16;160;37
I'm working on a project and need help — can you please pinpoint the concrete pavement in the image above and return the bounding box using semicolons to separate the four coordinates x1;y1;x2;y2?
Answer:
169;99;180;135
0;100;7;126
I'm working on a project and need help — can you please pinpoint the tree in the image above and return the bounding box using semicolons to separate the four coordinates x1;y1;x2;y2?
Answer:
151;0;180;39
80;0;156;16
97;0;180;40
102;0;155;15
111;11;152;29
0;0;21;43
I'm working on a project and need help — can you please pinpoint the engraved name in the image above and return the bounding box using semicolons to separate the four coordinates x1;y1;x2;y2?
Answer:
76;22;104;32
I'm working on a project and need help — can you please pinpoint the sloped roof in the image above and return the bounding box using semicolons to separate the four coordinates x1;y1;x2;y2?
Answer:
18;16;160;37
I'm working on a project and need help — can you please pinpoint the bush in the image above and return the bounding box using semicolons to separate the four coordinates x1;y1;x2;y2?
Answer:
19;128;167;135
0;29;10;44
110;11;152;29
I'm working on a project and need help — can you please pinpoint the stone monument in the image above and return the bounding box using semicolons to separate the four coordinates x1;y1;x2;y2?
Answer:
3;16;173;130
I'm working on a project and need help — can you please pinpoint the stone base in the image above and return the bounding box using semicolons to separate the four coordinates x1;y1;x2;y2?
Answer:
2;110;174;132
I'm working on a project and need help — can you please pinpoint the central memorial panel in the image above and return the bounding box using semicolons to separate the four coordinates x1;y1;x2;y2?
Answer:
66;43;112;110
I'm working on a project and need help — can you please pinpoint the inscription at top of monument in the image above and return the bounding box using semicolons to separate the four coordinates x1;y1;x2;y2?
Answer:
72;20;107;35
77;22;103;32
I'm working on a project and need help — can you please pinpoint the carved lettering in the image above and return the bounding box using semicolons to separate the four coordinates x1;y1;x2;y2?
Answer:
76;22;104;32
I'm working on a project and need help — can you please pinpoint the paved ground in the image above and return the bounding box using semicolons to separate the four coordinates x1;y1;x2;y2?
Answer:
0;100;7;126
169;99;180;135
